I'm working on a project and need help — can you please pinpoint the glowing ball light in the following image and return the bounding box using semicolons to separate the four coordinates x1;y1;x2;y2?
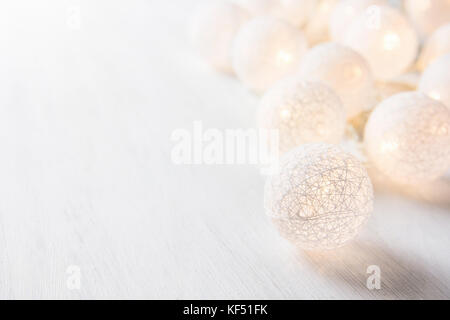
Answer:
232;17;308;93
404;0;450;38
419;54;450;108
190;1;250;73
365;92;450;185
298;42;377;119
304;0;339;45
417;24;450;72
329;0;388;42
258;78;345;154
238;0;317;27
343;6;419;81
264;143;374;250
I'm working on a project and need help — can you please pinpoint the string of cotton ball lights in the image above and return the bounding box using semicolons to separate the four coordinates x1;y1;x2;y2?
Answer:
190;0;450;251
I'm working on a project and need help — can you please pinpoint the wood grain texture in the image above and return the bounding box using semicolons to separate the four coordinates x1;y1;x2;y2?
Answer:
0;0;448;299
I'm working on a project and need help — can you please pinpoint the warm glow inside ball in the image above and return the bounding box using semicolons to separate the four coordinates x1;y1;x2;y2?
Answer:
264;143;374;250
304;0;339;45
239;0;316;27
343;6;419;81
298;42;377;119
329;0;388;42
190;1;250;73
365;92;450;185
404;0;450;38
258;78;346;154
417;24;450;72
419;54;450;108
232;17;308;92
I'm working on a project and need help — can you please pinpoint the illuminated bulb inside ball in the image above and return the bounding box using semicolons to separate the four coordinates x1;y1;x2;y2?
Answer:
232;17;308;92
258;78;346;154
329;0;389;42
190;1;250;73
404;0;450;38
417;24;450;71
298;42;377;119
419;54;450;108
343;6;419;81
365;92;450;185
264;143;374;250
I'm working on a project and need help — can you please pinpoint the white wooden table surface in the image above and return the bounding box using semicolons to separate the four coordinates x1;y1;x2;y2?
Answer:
0;0;449;299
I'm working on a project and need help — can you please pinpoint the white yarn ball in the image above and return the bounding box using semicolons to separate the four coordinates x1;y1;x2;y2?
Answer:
329;0;388;43
238;0;316;27
190;1;250;73
419;54;450;108
404;0;450;39
417;24;450;72
298;42;377;119
232;17;308;92
343;6;419;81
264;143;374;250
258;78;346;154
365;92;450;185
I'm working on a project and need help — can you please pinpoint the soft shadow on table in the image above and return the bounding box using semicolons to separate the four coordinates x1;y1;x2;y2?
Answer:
298;241;450;299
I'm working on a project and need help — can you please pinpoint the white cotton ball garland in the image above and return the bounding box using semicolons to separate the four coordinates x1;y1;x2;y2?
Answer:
417;24;450;71
298;42;377;119
365;92;450;185
264;143;374;250
419;54;450;108
232;17;308;93
258;78;346;154
190;1;250;73
343;5;419;81
329;0;389;43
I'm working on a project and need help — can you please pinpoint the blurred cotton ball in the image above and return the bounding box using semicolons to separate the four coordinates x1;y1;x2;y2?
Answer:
258;78;345;154
419;54;450;108
343;6;419;81
417;24;450;72
304;0;339;45
365;92;450;185
238;0;316;27
232;17;308;93
404;0;450;39
329;0;389;42
190;1;250;73
298;42;377;119
264;143;373;250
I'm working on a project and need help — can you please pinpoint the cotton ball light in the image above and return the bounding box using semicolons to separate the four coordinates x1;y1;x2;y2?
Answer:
238;0;316;27
264;143;374;250
258;78;346;154
298;42;377;119
190;1;250;73
417;24;450;72
343;6;419;81
304;0;339;45
404;0;450;39
232;17;308;93
365;92;450;185
329;0;389;42
419;54;450;108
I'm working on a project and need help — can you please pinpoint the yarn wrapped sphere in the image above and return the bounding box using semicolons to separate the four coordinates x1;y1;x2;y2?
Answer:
419;54;450;108
404;0;450;38
264;143;374;250
298;42;377;119
258;78;346;154
365;92;450;185
232;17;308;92
329;0;389;42
417;24;450;71
343;6;419;81
190;1;250;72
238;0;316;27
